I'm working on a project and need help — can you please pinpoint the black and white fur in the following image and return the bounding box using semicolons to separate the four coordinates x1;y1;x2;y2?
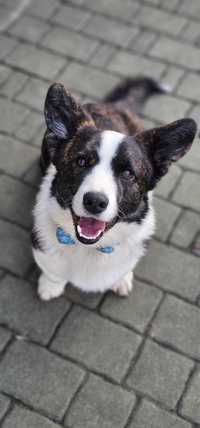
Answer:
32;79;197;300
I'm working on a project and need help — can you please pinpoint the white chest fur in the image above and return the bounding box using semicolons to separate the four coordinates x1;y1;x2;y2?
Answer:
33;166;155;294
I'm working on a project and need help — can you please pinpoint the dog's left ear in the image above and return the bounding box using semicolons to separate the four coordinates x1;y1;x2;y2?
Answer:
136;118;197;185
44;82;91;139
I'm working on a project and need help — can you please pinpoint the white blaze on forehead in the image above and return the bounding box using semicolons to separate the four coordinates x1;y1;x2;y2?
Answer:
72;130;124;222
98;130;124;165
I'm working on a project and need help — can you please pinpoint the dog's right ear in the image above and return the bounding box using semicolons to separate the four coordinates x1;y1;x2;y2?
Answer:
136;118;197;187
44;83;90;139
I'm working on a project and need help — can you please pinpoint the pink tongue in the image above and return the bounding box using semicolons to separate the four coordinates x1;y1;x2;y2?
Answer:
79;217;106;238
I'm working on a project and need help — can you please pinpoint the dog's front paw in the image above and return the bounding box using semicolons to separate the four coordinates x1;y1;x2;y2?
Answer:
38;274;66;301
112;272;133;297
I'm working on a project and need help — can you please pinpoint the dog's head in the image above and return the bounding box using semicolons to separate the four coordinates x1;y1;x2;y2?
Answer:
44;83;197;245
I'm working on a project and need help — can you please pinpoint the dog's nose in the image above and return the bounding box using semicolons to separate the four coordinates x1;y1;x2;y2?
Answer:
83;192;109;215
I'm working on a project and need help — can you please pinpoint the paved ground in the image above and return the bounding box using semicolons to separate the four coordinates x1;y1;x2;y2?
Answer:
0;0;200;426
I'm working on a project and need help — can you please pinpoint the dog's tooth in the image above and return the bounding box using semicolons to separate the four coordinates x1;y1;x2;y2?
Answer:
77;226;102;240
77;225;82;235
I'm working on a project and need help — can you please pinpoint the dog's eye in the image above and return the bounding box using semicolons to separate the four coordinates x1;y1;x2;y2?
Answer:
76;155;87;167
121;169;134;180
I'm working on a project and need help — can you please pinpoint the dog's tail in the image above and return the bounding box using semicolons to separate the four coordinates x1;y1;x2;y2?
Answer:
104;76;170;113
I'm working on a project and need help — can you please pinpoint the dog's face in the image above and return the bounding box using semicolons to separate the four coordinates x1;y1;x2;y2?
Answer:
44;83;197;245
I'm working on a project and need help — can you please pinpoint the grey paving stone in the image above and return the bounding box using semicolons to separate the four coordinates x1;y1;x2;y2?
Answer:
65;283;102;309
0;71;28;98
51;305;142;382
154;197;181;241
8;16;50;43
77;0;140;21
0;65;12;86
151;37;200;70
0;35;17;60
143;0;159;5
170;210;200;248
3;405;61;428
23;159;42;187
101;280;162;333
151;294;200;359
189;104;200;124
177;73;200;102
15;111;44;143
31;124;46;147
16;78;50;112
83;15;138;47
142;118;157;129
59;63;119;98
6;43;66;80
181;368;200;423
0;219;32;276
107;51;165;78
90;44;117;68
160;0;180;11
180;21;200;43
180;0;200;18
131;399;191;428
42;27;98;61
127;340;193;409
0;339;85;420
26;0;59;19
178;138;200;172
137;5;187;35
0;5;15;32
143;95;190;123
66;374;136;428
27;265;40;284
51;4;91;30
172;171;200;211
0;394;10;422
0;0;27;7
0;175;35;228
136;240;200;301
161;66;184;91
155;164;182;198
192;233;200;257
0;275;70;345
129;30;157;54
0;0;23;6
0;98;29;134
0;326;11;353
0;134;39;178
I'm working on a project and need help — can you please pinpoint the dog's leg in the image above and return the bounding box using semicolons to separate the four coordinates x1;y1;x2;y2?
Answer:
38;272;66;301
112;271;134;296
32;247;67;301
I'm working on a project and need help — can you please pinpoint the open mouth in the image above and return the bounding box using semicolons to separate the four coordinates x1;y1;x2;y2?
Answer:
72;211;107;245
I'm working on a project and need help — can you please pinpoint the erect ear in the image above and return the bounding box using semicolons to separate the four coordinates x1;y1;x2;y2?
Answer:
136;118;197;186
44;82;93;139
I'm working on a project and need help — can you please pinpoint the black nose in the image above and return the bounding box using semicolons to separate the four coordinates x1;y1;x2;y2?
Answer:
83;192;109;215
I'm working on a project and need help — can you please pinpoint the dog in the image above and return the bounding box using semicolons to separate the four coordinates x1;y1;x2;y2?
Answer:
32;77;197;300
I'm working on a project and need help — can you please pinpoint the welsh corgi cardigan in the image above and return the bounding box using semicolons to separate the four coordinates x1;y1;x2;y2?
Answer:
32;78;197;300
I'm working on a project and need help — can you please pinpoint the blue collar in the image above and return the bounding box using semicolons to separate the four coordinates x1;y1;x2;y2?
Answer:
56;227;115;254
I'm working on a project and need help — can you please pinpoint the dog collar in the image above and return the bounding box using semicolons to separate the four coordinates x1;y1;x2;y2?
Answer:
56;227;114;254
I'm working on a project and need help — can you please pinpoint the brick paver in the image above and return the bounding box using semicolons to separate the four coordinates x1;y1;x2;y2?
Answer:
127;340;193;409
3;406;61;428
131;399;192;428
101;279;162;333
66;374;136;428
0;340;85;420
51;306;142;382
151;295;200;359
181;368;200;424
1;0;200;426
0;394;10;422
